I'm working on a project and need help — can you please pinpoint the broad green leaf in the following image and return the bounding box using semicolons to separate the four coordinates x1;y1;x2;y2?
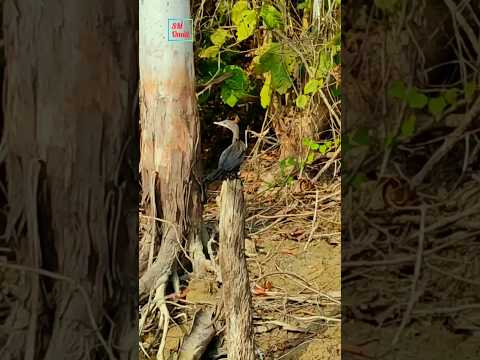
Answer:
220;65;250;107
401;114;416;137
388;80;406;99
199;45;220;58
260;73;272;108
465;80;476;102
375;0;399;11
260;4;283;29
256;43;295;94
232;1;249;24
443;88;458;105
210;28;230;46
317;52;334;78
406;88;428;109
304;79;321;94
224;93;238;107
296;94;310;109
428;96;446;117
235;9;257;42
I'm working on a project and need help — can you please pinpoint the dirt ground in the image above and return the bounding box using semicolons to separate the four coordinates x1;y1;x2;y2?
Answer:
150;156;341;359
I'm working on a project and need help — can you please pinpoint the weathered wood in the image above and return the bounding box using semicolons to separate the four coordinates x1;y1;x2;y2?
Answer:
218;179;255;360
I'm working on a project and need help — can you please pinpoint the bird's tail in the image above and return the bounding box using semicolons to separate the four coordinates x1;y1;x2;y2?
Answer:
204;168;223;185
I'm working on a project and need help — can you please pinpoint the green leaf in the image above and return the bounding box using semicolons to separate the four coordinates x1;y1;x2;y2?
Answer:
232;1;249;24
210;28;230;46
260;4;283;30
388;80;406;99
256;43;295;94
465;80;476;102
304;79;321;94
331;86;341;97
296;94;310;109
317;52;333;78
318;144;328;154
199;45;220;58
260;73;272;108
235;9;257;42
401;114;416;137
220;65;250;107
375;0;399;11
443;88;458;105
428;96;447;117
406;88;428;109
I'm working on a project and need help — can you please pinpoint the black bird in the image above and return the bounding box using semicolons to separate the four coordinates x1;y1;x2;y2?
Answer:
204;117;246;184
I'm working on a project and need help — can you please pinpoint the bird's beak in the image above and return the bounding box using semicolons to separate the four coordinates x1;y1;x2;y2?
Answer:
213;121;221;126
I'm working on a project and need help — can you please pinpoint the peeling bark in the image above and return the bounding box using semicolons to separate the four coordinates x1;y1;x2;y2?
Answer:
218;179;255;360
139;0;203;296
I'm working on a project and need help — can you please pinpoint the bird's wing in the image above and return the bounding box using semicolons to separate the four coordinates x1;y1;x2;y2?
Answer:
219;141;246;171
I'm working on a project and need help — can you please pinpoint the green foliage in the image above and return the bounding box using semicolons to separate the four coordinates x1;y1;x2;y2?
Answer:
232;1;257;42
260;72;272;108
428;96;446;118
304;79;321;95
220;65;250;107
199;45;220;58
260;4;283;30
255;43;296;95
296;94;309;109
211;28;230;46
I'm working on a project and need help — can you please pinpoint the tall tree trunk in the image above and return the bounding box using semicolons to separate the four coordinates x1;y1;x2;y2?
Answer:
2;1;138;359
138;0;202;296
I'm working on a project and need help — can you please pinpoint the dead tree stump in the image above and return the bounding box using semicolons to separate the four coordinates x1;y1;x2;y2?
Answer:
218;179;255;360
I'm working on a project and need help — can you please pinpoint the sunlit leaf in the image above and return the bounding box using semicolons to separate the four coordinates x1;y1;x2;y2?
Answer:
295;94;310;109
199;45;220;58
260;73;272;108
232;1;249;24
304;79;321;94
210;28;230;46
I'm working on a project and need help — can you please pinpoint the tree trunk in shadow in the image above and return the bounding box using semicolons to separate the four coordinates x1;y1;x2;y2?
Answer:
2;1;138;359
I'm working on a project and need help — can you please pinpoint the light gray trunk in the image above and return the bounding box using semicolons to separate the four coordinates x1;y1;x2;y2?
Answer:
139;0;203;296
